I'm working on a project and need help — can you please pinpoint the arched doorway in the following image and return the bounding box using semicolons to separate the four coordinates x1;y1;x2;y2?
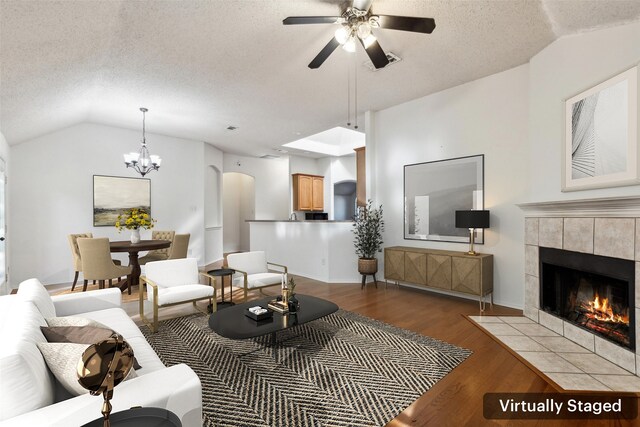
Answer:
333;180;356;221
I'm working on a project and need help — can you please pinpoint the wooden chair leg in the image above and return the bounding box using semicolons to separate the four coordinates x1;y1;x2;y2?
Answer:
109;279;112;288
71;271;79;291
82;280;88;292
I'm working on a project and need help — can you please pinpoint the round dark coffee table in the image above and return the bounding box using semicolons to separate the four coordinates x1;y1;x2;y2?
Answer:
207;268;236;309
81;407;181;426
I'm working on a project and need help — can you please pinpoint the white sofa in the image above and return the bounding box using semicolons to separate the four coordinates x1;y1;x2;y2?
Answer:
0;279;202;427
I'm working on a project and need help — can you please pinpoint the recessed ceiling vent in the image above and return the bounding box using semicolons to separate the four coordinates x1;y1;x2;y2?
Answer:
363;52;402;71
260;154;279;159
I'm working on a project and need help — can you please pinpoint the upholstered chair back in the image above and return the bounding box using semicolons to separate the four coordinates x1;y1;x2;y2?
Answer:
168;234;190;259
67;233;93;271
145;258;199;291
227;251;268;275
77;238;127;281
152;230;175;257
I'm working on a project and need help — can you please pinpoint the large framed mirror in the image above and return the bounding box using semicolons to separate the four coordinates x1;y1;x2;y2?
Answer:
404;154;484;243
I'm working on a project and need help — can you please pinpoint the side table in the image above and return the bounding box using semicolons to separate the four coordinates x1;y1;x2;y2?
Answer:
81;407;181;426
207;268;236;309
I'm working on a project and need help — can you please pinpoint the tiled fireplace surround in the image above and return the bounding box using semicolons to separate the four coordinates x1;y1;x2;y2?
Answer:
521;197;640;377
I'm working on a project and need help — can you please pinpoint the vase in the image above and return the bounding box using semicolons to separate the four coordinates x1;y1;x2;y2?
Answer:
130;229;141;244
288;294;299;313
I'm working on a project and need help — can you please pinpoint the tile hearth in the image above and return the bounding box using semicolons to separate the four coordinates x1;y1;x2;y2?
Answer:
469;315;640;392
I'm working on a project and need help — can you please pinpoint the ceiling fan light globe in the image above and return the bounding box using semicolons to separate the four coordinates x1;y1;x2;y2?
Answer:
334;26;350;44
362;34;376;48
342;36;356;52
357;22;371;39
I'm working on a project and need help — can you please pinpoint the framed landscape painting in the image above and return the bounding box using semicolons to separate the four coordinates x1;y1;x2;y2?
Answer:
93;175;151;226
562;66;639;191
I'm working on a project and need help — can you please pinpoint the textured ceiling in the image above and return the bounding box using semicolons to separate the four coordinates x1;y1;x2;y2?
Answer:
1;0;640;156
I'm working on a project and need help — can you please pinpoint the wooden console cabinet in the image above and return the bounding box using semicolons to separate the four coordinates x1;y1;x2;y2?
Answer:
384;246;493;310
292;174;324;211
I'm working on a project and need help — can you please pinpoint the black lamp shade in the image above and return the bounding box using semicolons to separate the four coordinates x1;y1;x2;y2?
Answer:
455;210;490;229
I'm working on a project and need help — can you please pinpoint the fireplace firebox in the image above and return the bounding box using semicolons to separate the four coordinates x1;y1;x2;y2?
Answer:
540;247;635;351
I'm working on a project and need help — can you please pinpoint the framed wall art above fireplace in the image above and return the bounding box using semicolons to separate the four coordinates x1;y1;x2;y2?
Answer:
562;66;639;192
404;154;484;243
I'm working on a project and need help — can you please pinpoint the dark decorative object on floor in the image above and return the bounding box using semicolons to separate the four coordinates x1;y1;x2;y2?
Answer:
353;199;384;289
142;310;471;427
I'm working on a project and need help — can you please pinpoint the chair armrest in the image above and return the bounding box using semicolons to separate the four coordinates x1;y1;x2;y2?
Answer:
0;364;202;427
51;288;122;316
198;272;219;296
267;262;288;274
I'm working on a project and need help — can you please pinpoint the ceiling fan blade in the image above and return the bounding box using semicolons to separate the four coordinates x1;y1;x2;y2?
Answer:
352;0;373;13
376;15;436;34
308;38;341;69
358;37;389;69
283;16;341;25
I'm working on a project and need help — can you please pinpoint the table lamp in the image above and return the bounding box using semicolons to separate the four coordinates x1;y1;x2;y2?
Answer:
455;210;490;255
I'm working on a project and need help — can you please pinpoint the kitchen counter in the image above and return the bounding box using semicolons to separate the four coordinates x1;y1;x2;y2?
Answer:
249;220;360;283
247;220;353;223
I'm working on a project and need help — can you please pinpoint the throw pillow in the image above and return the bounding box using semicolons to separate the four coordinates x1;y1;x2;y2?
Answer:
45;316;106;328
37;342;137;396
41;325;142;370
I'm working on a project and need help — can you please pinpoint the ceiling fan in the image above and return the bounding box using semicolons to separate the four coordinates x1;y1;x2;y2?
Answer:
283;0;435;70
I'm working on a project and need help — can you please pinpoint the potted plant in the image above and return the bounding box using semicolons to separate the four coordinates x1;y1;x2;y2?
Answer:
115;208;156;243
352;200;384;276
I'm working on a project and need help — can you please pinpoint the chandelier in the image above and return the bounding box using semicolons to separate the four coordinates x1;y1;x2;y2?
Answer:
124;107;161;177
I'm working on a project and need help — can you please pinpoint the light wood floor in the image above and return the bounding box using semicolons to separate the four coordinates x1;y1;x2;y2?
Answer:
50;275;637;427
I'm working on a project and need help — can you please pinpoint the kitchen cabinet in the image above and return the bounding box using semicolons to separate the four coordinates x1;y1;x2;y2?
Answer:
292;174;324;211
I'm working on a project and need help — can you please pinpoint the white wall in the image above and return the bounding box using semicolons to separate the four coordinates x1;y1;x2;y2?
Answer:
528;21;640;202
222;172;254;252
10;123;206;285
204;143;224;265
0;131;9;294
373;64;529;309
223;154;288;220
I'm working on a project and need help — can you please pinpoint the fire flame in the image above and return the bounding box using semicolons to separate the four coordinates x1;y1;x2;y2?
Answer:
587;294;628;324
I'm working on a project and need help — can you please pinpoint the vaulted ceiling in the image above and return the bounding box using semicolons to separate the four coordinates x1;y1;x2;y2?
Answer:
1;0;639;156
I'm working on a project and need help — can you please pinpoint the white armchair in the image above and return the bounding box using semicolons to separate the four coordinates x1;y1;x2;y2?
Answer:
226;251;287;302
140;258;217;333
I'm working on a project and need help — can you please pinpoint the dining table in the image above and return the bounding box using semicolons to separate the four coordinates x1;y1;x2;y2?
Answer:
110;240;171;294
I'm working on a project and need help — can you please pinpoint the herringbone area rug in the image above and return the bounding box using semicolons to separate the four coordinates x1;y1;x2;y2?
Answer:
141;309;471;427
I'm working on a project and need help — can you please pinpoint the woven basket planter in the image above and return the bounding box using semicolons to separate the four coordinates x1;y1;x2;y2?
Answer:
358;258;378;275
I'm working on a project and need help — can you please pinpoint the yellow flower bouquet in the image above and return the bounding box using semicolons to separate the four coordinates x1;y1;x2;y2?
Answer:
115;208;156;231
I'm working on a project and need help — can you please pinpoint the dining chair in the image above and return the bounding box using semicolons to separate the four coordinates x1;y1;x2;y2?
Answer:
77;238;132;291
167;234;190;259
226;251;287;302
68;233;122;291
140;258;216;333
138;230;176;265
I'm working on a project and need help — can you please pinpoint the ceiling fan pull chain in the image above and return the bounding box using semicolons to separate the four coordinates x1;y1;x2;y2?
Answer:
347;62;351;127
354;52;358;130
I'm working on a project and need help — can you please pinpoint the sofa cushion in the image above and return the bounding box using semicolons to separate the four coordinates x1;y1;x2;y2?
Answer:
0;299;54;421
17;278;56;318
145;258;199;288
227;251;268;275
125;336;166;375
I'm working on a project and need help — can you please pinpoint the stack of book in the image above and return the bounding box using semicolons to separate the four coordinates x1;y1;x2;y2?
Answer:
267;299;289;314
